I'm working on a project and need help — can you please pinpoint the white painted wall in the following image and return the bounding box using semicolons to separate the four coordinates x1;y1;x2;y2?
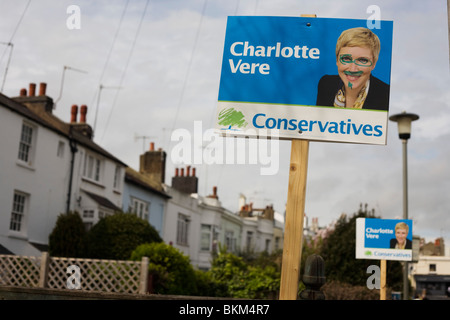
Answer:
0;106;69;255
163;187;201;266
411;256;450;275
0;102;126;255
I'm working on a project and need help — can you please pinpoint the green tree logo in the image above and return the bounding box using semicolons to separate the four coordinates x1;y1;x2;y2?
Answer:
218;107;248;129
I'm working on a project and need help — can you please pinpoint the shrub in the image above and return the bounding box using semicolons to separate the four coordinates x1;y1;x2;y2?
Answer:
209;251;280;299
84;212;162;260
130;242;197;295
193;269;226;297
48;211;86;257
322;281;385;300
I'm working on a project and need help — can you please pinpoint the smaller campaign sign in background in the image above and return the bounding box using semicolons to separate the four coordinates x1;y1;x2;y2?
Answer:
364;218;413;249
356;218;413;261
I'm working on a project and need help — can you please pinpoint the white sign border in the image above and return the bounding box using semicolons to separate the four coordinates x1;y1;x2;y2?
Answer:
216;101;388;145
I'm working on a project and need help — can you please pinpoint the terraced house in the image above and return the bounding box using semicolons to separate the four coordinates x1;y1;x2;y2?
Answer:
0;82;126;255
0;82;284;270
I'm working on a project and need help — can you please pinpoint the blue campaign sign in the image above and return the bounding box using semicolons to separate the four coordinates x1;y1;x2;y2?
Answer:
364;218;413;249
216;16;394;145
356;218;413;261
218;16;393;106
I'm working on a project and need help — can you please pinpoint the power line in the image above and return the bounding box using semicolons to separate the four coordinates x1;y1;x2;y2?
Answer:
0;42;13;93
89;0;130;117
100;0;150;143
93;84;123;134
169;0;208;141
98;0;130;85
0;0;31;63
208;0;260;194
0;0;32;92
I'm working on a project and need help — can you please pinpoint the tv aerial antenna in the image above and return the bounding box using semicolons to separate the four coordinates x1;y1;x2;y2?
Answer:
54;65;88;108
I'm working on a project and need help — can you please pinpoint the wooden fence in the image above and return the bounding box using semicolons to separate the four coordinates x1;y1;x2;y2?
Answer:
0;253;149;294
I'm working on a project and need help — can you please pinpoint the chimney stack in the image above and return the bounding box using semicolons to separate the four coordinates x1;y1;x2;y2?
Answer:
139;142;167;185
70;105;78;123
39;83;47;96
69;104;93;139
171;165;198;194
79;105;87;123
29;83;36;97
13;82;54;114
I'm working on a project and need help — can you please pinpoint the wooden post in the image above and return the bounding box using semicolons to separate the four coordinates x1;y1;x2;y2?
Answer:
380;259;387;300
279;13;316;301
279;139;309;300
139;256;149;294
38;252;49;288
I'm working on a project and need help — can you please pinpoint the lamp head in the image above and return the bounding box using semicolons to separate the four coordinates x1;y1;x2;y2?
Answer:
389;111;419;140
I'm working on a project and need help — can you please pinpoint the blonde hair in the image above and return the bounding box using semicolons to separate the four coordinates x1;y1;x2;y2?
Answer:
395;222;409;234
336;27;381;64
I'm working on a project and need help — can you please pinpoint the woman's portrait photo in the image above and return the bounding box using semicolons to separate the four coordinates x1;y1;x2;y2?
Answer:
390;222;412;249
316;27;390;111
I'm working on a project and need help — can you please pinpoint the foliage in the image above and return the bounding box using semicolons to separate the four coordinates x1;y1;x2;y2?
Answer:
193;268;226;297
130;242;198;295
322;281;383;300
48;211;86;257
242;249;283;270
84;212;162;260
208;248;280;299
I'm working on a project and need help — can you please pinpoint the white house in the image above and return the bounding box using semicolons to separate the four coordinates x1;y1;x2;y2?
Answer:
410;255;450;299
0;81;284;264
238;200;277;254
162;164;282;270
0;82;127;255
196;187;243;270
163;168;202;266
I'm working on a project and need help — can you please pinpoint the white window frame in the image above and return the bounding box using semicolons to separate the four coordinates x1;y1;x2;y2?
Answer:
131;197;149;220
9;191;29;234
225;230;236;252
83;209;94;219
177;213;190;246
17;121;36;167
113;165;121;190
265;238;271;252
275;236;280;251
246;231;253;251
57;140;65;158
201;224;212;251
82;207;114;231
82;152;102;183
82;209;95;232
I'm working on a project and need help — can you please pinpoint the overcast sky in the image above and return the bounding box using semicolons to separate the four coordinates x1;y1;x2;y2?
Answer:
0;0;449;246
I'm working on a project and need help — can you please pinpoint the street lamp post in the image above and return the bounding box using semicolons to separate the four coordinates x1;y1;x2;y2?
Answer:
389;111;419;300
